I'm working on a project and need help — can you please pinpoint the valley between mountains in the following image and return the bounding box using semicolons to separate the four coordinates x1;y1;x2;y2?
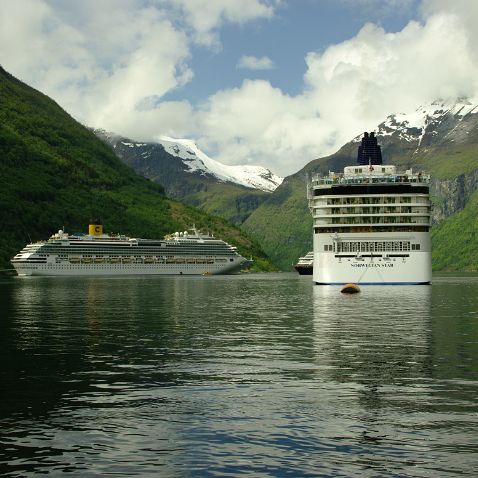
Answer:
2;63;478;272
96;100;478;271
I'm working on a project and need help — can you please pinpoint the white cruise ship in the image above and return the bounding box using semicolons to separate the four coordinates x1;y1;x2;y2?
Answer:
11;221;249;276
294;252;314;275
308;132;431;285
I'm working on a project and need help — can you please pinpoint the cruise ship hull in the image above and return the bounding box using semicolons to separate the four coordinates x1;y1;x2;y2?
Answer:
312;232;432;285
13;260;246;277
312;251;431;284
294;265;313;275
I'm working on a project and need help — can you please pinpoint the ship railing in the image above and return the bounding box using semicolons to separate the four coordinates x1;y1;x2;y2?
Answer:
311;174;430;186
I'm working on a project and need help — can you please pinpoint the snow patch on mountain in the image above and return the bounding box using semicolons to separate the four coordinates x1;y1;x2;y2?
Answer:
156;136;283;192
360;98;478;147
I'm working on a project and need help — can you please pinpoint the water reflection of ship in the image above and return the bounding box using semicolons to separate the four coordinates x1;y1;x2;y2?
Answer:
311;285;433;446
311;285;432;391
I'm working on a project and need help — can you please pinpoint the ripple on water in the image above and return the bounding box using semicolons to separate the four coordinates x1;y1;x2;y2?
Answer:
1;274;478;476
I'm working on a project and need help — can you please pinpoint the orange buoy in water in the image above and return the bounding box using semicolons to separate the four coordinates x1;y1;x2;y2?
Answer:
341;283;361;294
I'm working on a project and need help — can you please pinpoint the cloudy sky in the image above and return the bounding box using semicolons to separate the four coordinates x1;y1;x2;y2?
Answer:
1;0;478;176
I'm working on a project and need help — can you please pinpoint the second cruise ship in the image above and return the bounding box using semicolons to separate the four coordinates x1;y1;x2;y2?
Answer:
308;132;431;285
12;221;249;276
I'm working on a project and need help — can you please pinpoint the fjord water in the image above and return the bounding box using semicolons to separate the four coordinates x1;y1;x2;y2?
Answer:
1;274;477;477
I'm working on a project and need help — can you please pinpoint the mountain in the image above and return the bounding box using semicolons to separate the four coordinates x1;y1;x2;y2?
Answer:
242;99;478;271
94;130;283;225
155;136;283;192
0;66;275;272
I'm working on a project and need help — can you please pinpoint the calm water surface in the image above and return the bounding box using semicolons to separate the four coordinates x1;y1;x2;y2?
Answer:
1;273;478;477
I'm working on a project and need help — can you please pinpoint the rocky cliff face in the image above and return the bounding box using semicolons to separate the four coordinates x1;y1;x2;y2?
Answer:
431;171;478;223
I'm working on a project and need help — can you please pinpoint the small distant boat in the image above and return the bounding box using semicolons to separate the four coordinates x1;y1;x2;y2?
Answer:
294;251;313;275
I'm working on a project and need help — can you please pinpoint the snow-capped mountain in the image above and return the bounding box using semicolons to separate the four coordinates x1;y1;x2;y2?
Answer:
347;99;478;150
95;130;282;192
372;98;478;150
94;129;283;225
156;136;283;192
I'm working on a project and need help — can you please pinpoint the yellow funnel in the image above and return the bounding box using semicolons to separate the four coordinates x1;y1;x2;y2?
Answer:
89;222;103;236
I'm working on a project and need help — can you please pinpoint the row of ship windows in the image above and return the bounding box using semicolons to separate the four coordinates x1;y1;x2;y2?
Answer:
27;254;232;259
42;264;225;268
318;197;429;205
65;244;230;249
323;241;421;253
54;257;234;264
35;249;236;255
315;226;429;233
313;176;428;186
314;206;429;214
316;217;430;225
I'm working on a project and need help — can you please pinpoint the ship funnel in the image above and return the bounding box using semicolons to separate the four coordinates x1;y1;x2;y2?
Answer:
88;219;103;236
357;132;382;166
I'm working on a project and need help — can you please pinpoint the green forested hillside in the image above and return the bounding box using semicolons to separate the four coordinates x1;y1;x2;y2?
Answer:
242;176;313;270
431;189;478;270
0;66;274;272
181;182;268;225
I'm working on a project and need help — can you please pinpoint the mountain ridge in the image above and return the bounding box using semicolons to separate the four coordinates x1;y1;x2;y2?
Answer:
94;129;280;225
94;129;283;192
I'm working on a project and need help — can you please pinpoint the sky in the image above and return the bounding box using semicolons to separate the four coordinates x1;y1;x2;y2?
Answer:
1;0;478;177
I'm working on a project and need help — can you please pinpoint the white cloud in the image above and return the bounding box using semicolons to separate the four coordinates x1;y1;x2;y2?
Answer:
2;0;478;177
0;0;193;137
237;55;275;70
0;0;276;141
158;0;277;47
189;1;478;176
191;80;328;175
